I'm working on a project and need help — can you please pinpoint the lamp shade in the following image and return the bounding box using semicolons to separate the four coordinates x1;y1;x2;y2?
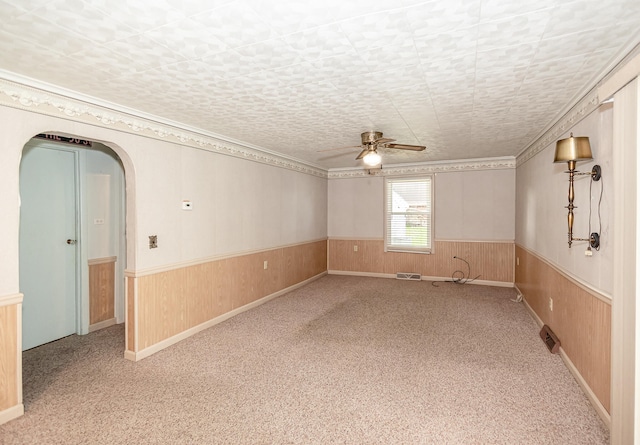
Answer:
554;134;592;163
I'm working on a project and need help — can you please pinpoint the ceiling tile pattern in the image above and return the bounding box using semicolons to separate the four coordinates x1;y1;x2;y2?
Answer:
0;0;639;168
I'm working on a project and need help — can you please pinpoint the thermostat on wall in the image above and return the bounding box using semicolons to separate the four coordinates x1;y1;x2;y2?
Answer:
182;200;193;210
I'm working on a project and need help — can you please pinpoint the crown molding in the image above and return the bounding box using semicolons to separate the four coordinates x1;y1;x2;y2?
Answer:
516;40;640;167
327;156;516;178
0;74;327;178
515;87;600;167
599;42;640;101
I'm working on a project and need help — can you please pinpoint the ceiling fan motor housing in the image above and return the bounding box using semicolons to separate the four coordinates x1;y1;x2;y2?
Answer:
361;131;383;145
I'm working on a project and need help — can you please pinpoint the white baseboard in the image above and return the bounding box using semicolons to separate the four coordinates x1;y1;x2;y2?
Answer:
88;317;117;333
423;276;514;287
559;348;611;429
126;271;327;362
328;270;514;287
328;270;395;279
0;403;24;426
521;298;611;429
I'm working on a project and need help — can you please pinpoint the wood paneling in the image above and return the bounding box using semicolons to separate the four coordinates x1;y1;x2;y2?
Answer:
137;267;187;349
135;240;327;351
515;245;611;412
0;304;19;410
329;239;514;283
126;277;135;352
89;260;115;325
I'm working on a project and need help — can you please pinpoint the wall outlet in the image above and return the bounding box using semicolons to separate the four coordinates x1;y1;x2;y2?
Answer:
585;249;593;257
94;218;105;225
549;297;553;312
149;235;158;249
263;260;268;270
353;245;358;252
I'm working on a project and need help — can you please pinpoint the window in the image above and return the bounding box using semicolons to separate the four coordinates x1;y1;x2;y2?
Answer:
384;176;433;253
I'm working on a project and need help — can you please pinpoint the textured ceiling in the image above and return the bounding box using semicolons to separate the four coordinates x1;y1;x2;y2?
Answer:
1;0;639;169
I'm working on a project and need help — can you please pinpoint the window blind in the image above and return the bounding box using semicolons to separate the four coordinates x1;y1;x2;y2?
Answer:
384;176;433;253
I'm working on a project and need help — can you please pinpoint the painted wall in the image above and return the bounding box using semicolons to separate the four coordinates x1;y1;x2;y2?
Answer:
328;168;516;241
435;169;515;241
85;143;124;262
129;137;327;271
328;175;383;239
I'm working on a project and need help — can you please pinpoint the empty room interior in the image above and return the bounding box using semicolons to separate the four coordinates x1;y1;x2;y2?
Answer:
1;1;640;443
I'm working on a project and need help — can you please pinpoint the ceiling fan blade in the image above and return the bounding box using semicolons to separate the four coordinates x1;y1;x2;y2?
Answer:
374;137;395;144
355;149;369;160
384;143;426;151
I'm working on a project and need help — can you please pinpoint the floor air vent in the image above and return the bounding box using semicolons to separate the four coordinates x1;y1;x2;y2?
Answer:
396;272;421;281
539;325;560;353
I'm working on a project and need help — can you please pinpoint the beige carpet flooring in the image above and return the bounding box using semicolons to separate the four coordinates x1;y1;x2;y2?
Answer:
1;275;608;444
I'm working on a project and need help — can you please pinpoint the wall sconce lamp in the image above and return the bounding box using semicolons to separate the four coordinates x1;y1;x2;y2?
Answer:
553;133;602;249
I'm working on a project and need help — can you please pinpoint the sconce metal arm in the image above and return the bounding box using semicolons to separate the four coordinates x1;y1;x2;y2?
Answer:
563;163;601;248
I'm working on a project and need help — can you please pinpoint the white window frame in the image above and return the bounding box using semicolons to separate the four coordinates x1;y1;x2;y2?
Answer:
384;175;434;254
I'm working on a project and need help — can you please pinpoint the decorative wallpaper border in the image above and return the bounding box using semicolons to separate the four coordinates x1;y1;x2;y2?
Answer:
516;88;600;167
0;77;328;178
328;156;516;178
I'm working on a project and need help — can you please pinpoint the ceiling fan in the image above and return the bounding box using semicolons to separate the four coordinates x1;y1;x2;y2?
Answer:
343;131;426;166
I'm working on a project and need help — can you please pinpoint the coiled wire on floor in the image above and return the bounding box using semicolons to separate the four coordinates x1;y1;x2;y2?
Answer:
431;255;480;287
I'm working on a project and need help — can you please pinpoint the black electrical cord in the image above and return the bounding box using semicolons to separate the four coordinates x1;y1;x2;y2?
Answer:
431;255;481;287
588;176;593;248
597;172;603;251
588;170;604;251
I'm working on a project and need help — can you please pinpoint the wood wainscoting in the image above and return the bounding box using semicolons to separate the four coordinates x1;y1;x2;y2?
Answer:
0;295;23;425
125;240;327;360
88;257;116;332
328;239;514;284
515;245;611;416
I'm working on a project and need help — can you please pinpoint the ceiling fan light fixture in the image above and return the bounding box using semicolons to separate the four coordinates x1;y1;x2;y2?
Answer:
363;151;381;166
349;131;425;165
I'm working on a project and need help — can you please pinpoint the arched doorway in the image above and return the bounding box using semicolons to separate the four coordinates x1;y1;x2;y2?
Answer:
19;134;127;350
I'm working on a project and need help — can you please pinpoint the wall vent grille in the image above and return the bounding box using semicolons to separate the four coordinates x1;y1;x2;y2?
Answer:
396;273;421;281
539;325;560;353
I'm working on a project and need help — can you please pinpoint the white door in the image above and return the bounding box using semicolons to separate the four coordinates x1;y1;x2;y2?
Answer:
20;144;78;350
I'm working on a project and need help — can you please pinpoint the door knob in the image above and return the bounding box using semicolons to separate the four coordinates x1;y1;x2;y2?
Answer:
66;239;76;245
